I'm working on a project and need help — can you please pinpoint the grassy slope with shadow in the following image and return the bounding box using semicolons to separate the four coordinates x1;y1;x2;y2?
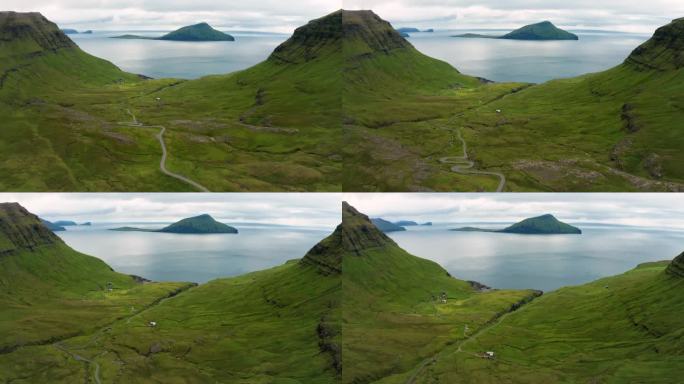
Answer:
412;253;684;383
341;202;540;383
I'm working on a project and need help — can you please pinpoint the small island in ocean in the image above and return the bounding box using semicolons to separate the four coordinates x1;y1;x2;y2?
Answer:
371;218;406;233
452;21;578;40
451;214;582;234
110;214;238;234
112;22;235;41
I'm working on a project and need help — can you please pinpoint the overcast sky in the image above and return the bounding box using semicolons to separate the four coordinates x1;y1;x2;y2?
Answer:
345;193;684;229
0;193;342;228
5;0;681;33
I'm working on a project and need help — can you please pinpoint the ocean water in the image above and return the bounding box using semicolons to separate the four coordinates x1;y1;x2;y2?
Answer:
70;29;651;83
407;29;651;83
57;223;333;284
388;223;684;292
70;31;288;79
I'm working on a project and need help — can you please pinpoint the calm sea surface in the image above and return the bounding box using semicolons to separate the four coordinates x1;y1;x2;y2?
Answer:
71;29;651;83
70;31;288;79
388;223;684;292
57;223;332;284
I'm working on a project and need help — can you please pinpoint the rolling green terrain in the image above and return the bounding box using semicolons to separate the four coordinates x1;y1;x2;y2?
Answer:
0;203;193;357
341;202;540;383
111;214;238;233
406;253;684;383
0;202;341;383
453;21;578;40
452;214;582;234
0;11;341;191
343;13;684;192
112;22;235;41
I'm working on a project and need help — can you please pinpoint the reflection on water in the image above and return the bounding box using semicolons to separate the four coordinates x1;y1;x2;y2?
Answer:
57;223;332;283
407;30;650;83
70;31;288;79
388;224;684;292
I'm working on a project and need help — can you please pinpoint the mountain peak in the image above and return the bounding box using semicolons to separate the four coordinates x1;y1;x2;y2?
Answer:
0;202;61;254
269;10;342;64
342;9;411;55
0;11;75;53
626;17;684;71
301;202;395;274
666;251;684;277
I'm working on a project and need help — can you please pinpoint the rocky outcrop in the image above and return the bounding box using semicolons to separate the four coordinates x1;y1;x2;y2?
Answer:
0;12;76;52
626;17;684;71
0;202;61;255
666;252;684;277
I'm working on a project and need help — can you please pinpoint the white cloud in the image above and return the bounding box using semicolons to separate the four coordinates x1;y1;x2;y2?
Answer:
0;193;342;228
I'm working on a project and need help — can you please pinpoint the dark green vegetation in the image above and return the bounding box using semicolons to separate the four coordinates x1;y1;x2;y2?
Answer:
344;13;684;192
112;22;235;41
341;203;540;383
407;253;684;383
0;202;340;383
452;214;582;234
371;217;406;232
0;10;340;191
453;21;578;40
0;203;192;357
111;214;238;234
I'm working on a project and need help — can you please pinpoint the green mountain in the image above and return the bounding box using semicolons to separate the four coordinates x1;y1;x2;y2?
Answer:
111;214;238;234
112;22;235;41
1;203;341;383
0;203;191;356
502;21;578;40
160;214;238;233
341;202;540;383
411;253;684;383
371;217;406;232
453;214;581;234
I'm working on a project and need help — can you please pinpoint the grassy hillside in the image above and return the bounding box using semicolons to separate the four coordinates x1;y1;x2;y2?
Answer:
0;11;341;191
340;202;540;383
344;15;684;192
0;203;341;383
409;254;684;383
0;203;192;354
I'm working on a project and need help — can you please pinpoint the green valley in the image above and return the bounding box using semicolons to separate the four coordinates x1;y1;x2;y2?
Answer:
342;12;684;192
0;11;341;192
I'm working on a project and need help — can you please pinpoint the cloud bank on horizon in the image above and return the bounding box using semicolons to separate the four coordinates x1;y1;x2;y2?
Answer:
344;193;684;229
0;193;342;228
4;0;682;33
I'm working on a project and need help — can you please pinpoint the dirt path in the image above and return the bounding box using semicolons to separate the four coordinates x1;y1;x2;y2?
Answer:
53;343;104;384
119;109;210;192
404;296;539;384
438;127;506;192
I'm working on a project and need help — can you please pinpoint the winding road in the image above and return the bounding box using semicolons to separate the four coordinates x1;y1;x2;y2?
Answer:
438;127;506;192
120;109;210;192
54;343;104;384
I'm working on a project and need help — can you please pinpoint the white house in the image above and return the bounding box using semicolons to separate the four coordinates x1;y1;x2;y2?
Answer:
149;321;157;327
485;351;495;359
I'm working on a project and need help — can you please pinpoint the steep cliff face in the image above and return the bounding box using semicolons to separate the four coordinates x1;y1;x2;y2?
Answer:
269;10;342;64
666;251;684;277
0;12;76;55
0;202;61;254
626;17;684;71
